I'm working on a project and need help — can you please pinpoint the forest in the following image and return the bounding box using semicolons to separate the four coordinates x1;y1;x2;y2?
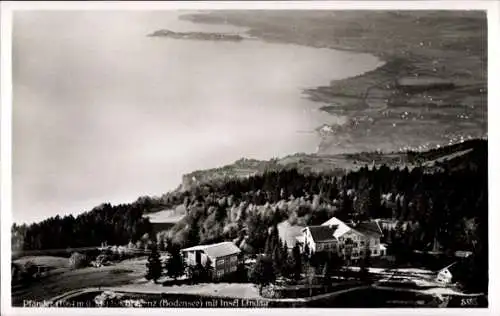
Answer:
11;202;152;251
11;140;487;293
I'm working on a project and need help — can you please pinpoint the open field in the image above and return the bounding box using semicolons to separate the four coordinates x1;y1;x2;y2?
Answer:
12;257;148;306
13;253;487;308
114;282;261;299
13;256;70;269
143;205;187;230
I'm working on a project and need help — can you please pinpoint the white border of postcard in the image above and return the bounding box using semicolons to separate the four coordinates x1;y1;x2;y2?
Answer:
1;1;499;316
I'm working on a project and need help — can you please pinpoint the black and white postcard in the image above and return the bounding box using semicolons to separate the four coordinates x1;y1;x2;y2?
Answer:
1;1;498;315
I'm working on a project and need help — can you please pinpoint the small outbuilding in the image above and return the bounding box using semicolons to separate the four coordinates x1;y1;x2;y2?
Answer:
181;242;241;280
436;262;460;284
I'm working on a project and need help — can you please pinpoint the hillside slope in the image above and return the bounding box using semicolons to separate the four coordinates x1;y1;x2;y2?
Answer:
181;139;487;190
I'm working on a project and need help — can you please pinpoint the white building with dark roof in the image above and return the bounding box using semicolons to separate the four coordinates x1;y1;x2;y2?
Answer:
181;242;241;280
299;217;386;261
302;225;339;253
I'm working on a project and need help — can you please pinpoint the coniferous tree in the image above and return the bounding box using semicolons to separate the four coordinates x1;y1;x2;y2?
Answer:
281;242;289;265
204;259;214;280
158;238;165;252
283;253;295;280
322;257;333;288
305;265;316;297
246;213;267;252
264;233;272;256
250;255;276;295
272;246;282;276
186;222;201;247
303;243;311;261
359;244;371;281
338;190;354;221
292;243;302;281
145;244;162;284
166;244;185;281
368;185;381;218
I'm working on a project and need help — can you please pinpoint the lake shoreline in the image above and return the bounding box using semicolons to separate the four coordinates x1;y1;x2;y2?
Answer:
176;12;390;156
179;11;487;154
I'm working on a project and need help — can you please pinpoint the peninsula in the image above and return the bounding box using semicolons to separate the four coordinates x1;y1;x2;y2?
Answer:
148;29;244;42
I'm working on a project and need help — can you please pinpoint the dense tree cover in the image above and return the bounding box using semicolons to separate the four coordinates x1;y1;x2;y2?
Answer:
12;203;152;251
12;140;487;293
167;142;487;291
406;139;486;163
170;150;485;256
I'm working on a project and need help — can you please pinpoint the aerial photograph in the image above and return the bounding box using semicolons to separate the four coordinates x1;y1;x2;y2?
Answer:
9;7;487;309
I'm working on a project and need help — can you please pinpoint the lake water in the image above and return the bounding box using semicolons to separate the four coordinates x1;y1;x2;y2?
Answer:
13;11;382;223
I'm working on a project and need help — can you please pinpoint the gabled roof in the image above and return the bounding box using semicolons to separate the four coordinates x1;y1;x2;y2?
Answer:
441;262;456;270
181;242;241;258
349;221;383;238
439;262;461;275
321;217;383;239
306;225;338;242
321;217;352;238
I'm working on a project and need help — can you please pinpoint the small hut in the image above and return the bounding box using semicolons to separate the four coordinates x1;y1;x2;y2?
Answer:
69;252;88;269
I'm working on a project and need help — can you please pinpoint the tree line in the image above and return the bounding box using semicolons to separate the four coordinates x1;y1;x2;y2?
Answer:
12;202;153;251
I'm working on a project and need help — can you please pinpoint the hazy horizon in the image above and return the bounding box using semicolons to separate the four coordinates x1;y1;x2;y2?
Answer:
12;11;383;224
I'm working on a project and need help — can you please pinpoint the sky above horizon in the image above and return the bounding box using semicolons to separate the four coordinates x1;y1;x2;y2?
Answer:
11;11;383;224
11;10;486;225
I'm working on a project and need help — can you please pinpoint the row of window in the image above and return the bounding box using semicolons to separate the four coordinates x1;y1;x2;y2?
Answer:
340;243;358;249
317;243;334;250
216;256;238;267
338;248;379;256
338;236;380;245
320;244;381;253
215;266;238;278
339;235;361;242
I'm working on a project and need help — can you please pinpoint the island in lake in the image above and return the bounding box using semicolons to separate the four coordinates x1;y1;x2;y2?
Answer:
148;29;245;42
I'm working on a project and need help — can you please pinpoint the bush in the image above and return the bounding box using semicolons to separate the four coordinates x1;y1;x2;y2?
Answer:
288;212;298;226
69;252;89;269
94;291;124;307
223;223;239;239
297;205;311;217
261;284;328;299
17;261;38;285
